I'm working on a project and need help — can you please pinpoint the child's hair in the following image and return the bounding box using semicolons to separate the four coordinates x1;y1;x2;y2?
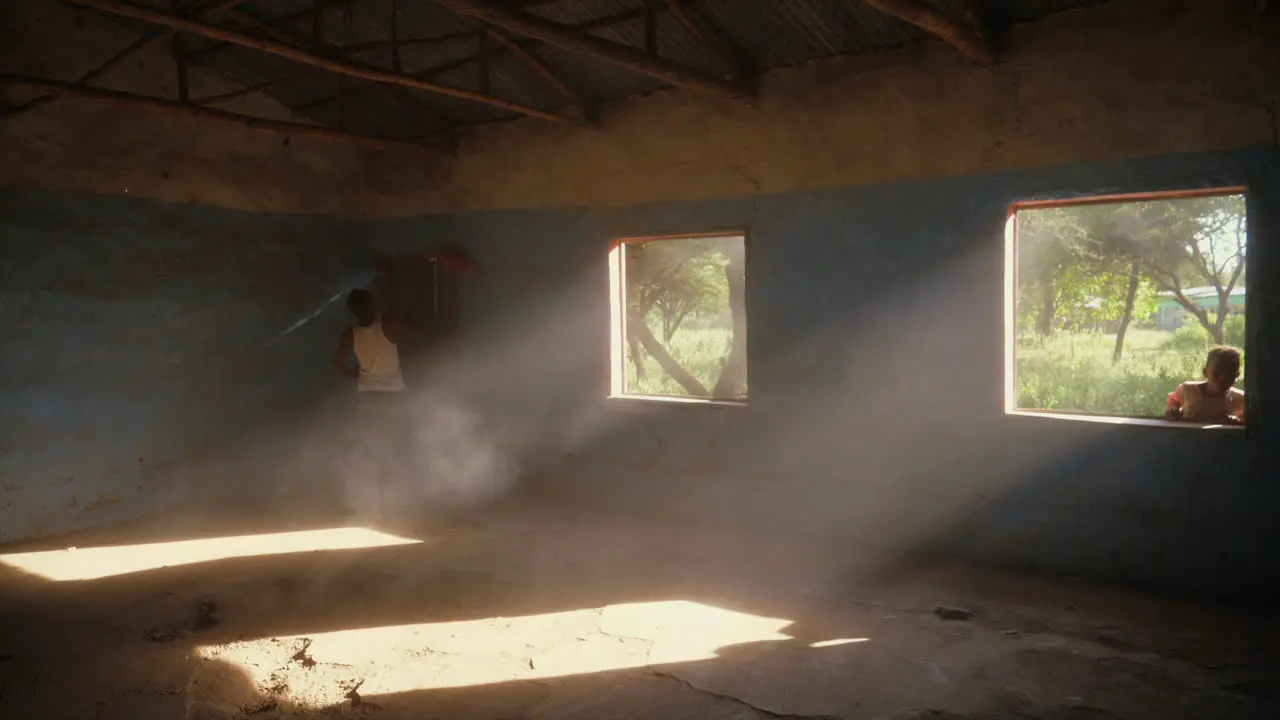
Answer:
347;288;376;325
1206;345;1241;367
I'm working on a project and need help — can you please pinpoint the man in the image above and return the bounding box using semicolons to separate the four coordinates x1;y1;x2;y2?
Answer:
331;252;471;518
332;250;470;394
333;284;407;396
332;250;472;393
332;276;408;519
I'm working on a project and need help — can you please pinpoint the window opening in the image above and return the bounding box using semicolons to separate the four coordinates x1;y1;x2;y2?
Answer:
609;232;748;403
1007;189;1248;426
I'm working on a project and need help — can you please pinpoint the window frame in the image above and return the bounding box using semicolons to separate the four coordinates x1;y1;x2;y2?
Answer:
1003;186;1251;429
607;230;750;407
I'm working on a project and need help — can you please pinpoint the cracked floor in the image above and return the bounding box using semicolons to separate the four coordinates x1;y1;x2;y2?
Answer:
0;501;1277;720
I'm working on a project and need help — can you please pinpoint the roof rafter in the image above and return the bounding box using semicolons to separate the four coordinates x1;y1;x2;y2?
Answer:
170;1;191;103
0;73;429;149
390;0;403;72
184;5;314;64
67;0;587;126
295;1;721;114
490;28;595;123
13;0;1012;143
194;0;563;61
3;0;251;117
644;0;659;56
858;0;995;65
340;30;476;55
433;5;596;124
290;3;654;115
216;4;455;142
189;1;571;135
665;0;756;94
192;70;314;106
432;0;752;100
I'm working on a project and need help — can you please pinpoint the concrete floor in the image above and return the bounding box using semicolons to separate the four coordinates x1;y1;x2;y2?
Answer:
0;500;1276;720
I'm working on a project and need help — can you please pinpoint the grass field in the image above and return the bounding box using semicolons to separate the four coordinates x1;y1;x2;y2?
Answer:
625;322;1241;417
1016;325;1244;417
625;326;738;398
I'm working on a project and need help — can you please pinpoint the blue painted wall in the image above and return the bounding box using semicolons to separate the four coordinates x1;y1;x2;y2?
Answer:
3;149;1275;594
375;149;1280;596
0;189;370;543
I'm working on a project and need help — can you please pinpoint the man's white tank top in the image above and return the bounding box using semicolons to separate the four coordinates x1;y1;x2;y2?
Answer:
352;319;406;392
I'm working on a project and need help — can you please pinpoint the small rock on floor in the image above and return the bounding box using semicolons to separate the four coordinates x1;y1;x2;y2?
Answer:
935;606;975;621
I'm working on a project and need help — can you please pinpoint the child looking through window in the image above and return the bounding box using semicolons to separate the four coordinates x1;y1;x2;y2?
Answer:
1165;346;1245;425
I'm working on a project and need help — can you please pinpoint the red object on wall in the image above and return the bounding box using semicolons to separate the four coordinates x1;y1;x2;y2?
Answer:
409;249;471;271
429;250;473;273
376;249;474;274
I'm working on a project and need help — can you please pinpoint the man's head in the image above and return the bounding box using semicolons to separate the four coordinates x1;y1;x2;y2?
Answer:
347;288;376;327
1203;345;1242;395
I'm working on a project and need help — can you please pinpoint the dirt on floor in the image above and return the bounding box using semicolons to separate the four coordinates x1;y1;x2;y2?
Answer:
0;500;1276;720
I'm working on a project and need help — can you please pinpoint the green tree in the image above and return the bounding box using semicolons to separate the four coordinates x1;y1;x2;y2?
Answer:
624;237;745;399
1018;193;1243;357
1016;207;1082;338
1074;194;1246;344
1017;208;1156;361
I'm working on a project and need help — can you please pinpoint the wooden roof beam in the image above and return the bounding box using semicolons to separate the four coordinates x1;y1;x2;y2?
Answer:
291;5;652;114
431;0;752;100
192;70;313;105
217;5;456;143
0;73;436;149
665;0;756;95
489;28;595;123
184;5;314;64
170;1;191;103
859;0;995;65
68;0;586;126
433;5;596;125
3;0;251;117
193;0;561;62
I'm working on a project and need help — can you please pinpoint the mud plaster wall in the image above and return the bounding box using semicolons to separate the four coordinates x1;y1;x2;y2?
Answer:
0;3;433;542
378;148;1280;600
0;1;446;216
1;0;1276;586
402;0;1279;216
370;0;1280;596
0;188;370;543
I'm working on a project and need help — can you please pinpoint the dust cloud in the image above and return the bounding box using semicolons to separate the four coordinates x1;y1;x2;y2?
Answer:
338;395;520;520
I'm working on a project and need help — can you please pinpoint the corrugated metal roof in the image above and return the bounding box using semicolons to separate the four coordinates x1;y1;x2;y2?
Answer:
985;0;1116;22
87;0;1113;140
526;0;644;26
698;0;930;68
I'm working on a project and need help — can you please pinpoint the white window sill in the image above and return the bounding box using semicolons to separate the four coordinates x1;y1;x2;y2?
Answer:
1007;410;1244;430
606;394;748;409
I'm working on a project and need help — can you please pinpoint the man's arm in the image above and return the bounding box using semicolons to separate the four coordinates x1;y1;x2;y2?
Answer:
332;327;359;378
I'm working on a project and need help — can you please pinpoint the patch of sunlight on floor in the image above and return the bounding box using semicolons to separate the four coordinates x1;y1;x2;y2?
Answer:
0;527;421;581
196;601;817;702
